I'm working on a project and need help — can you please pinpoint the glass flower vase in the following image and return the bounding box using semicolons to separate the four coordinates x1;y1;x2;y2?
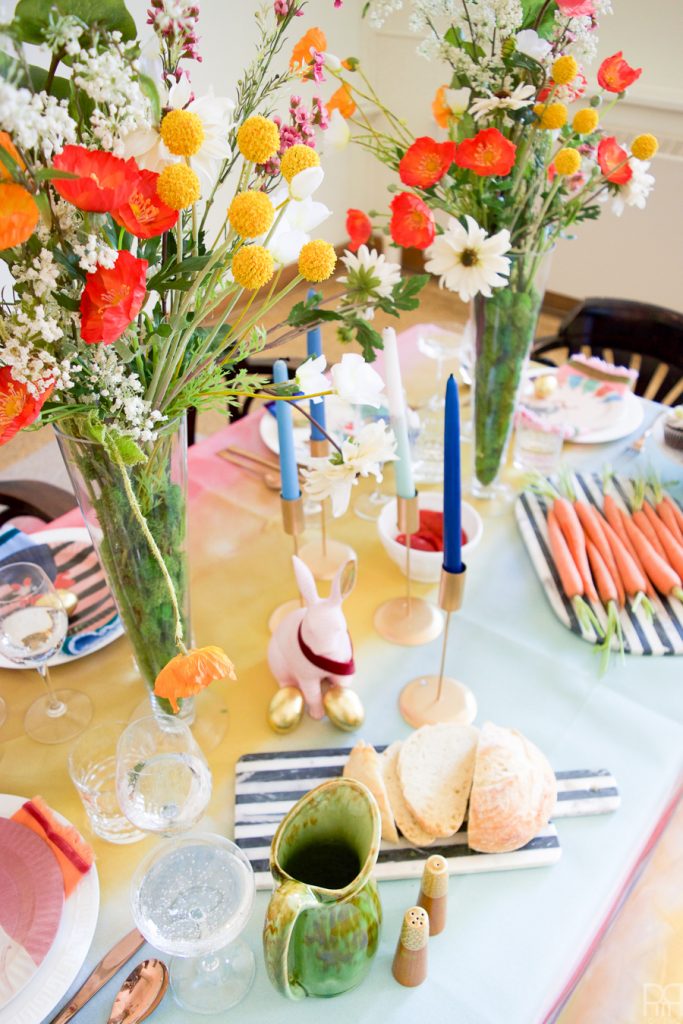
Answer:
55;416;192;720
471;249;551;504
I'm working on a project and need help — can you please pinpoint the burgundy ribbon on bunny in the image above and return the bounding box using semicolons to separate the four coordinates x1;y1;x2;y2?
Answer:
297;623;355;676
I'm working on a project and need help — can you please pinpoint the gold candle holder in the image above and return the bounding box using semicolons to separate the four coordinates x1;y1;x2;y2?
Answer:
300;439;357;581
398;564;477;727
374;493;444;647
268;495;306;633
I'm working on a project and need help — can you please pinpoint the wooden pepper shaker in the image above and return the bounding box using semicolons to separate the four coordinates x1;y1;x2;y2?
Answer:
392;906;429;987
417;854;449;936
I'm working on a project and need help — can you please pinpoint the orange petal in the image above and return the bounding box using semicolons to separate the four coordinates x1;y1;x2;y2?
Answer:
0;184;39;249
154;645;236;713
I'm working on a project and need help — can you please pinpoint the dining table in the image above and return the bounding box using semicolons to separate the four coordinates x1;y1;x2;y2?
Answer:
0;323;681;1024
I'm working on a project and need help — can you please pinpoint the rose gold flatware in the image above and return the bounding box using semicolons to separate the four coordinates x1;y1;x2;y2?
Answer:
48;928;145;1024
106;959;168;1024
218;450;282;490
217;445;281;472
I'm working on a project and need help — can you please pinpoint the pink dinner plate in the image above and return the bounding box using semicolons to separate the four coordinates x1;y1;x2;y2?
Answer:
0;818;64;1010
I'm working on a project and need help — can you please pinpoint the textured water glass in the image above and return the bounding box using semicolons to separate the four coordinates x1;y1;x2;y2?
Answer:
513;422;565;475
68;722;145;844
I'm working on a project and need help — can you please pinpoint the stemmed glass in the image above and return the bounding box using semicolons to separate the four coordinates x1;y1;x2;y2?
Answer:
413;325;471;483
0;562;92;743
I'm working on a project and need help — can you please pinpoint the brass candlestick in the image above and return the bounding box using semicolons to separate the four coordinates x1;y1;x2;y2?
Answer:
299;439;357;582
398;563;477;727
268;495;306;633
374;493;444;646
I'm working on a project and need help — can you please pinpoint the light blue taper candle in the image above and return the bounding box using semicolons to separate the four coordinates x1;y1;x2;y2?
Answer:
382;327;415;499
306;289;326;443
272;359;300;501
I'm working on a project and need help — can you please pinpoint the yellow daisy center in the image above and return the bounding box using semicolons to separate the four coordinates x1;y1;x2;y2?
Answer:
228;190;275;238
156;163;201;210
232;244;275;290
298;239;336;283
160;109;205;157
280;144;320;183
237;116;280;164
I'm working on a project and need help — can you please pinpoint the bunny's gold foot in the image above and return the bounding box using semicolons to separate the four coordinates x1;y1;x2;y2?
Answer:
323;686;365;732
268;687;305;733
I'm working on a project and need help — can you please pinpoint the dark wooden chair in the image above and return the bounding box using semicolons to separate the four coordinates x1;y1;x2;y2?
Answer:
0;480;77;528
532;298;683;406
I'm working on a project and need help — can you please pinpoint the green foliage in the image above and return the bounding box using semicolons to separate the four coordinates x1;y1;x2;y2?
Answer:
148;253;214;293
0;49;71;100
12;0;136;45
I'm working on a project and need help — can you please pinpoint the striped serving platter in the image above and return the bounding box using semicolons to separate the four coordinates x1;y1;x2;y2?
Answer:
234;746;620;889
516;472;683;656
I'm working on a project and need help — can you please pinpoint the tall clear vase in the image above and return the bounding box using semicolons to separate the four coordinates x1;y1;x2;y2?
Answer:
470;248;552;505
55;416;192;721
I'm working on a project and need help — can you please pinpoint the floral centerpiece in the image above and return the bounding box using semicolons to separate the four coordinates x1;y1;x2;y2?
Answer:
328;0;657;497
0;0;425;716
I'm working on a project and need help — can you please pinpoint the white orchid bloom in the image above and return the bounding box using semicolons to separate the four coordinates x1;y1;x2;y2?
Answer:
264;188;331;266
331;353;385;409
341;420;397;476
303;459;358;517
515;29;552;63
296;354;329;397
268;228;309;266
302;421;396;517
289;165;325;200
325;109;351;151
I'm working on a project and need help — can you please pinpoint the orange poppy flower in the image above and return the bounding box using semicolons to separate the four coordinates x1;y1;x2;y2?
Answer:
389;192;435;250
597;51;642;93
0;367;53;446
399;136;456;189
290;27;327;72
0;132;25;179
597;137;632;185
113;169;179;239
52;146;138;213
154;645;236;713
456;127;516;177
326;84;356;119
346;208;372;252
432;86;451;129
0;183;39;249
79;249;148;344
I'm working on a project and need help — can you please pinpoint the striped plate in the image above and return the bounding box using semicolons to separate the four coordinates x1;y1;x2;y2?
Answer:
234;747;620;889
516;473;683;656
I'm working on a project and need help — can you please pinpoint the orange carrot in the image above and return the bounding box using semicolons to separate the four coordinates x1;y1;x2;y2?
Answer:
552;496;599;603
600;515;649;598
586;540;624;672
642;501;683;578
622;511;683;601
603;493;654;597
632;508;667;560
658;495;683;544
547;509;604;637
574;501;625;607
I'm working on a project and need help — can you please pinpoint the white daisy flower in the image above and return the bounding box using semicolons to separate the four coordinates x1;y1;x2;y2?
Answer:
425;216;511;302
330;353;386;409
469;83;537;121
302;420;396;517
338;245;402;302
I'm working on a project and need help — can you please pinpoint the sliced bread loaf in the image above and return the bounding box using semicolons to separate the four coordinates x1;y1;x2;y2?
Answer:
382;741;435;847
344;740;399;843
398;723;479;837
467;721;556;853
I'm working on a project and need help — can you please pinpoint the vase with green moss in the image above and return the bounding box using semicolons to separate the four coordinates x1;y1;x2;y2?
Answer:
55;416;191;720
471;248;552;503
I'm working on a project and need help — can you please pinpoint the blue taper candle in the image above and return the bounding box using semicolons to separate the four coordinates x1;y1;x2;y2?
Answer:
306;289;326;443
272;359;301;501
443;374;462;574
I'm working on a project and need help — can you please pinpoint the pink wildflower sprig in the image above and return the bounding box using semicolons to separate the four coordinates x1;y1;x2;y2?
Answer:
148;0;202;77
264;93;330;174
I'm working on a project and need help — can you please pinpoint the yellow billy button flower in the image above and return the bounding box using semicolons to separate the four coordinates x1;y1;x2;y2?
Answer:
572;108;599;134
280;144;320;183
160;109;205;157
156;162;201;209
535;102;569;130
554;148;582;176
551;55;579;85
298;239;336;283
237;115;280;164
228;190;275;238
232;244;275;290
631;133;658;160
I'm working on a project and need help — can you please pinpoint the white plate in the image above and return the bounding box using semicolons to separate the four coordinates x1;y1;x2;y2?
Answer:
572;390;644;444
652;413;683;466
0;527;123;670
0;795;99;1024
259;395;361;463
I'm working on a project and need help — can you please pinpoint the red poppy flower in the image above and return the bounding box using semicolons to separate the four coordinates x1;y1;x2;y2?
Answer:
389;192;435;250
79;249;148;345
597;52;642;93
0;367;53;445
556;0;594;14
538;70;587;104
52;146;139;213
456;127;516;177
399;137;456;189
346;208;372;252
113;169;179;239
597;136;632;185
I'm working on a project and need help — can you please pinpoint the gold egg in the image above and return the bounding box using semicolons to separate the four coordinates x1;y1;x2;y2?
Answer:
268;686;304;734
323;685;365;732
36;589;78;616
533;374;558;400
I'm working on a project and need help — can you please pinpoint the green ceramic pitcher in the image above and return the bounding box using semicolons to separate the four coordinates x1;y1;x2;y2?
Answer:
263;777;382;1000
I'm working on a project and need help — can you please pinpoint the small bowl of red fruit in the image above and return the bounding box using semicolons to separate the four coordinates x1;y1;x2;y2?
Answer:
377;491;483;583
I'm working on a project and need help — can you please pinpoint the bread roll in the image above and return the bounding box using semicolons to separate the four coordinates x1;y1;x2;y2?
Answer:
467;721;556;854
343;740;399;843
382;741;435;847
398;723;479;837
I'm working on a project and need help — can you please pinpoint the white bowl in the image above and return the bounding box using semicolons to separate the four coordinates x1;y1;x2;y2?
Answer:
377;492;483;583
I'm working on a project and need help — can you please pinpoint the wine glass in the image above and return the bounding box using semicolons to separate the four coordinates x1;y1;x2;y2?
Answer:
413;325;471;482
116;715;212;837
131;834;255;1014
0;562;93;744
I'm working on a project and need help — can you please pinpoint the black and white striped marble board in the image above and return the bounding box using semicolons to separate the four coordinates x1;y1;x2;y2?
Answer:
234;746;620;889
516;472;683;656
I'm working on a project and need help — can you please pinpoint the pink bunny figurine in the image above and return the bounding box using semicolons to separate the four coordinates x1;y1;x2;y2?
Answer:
268;556;357;720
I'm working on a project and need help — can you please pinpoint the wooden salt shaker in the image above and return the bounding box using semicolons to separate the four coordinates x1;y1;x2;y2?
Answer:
392;906;429;987
417;854;449;936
